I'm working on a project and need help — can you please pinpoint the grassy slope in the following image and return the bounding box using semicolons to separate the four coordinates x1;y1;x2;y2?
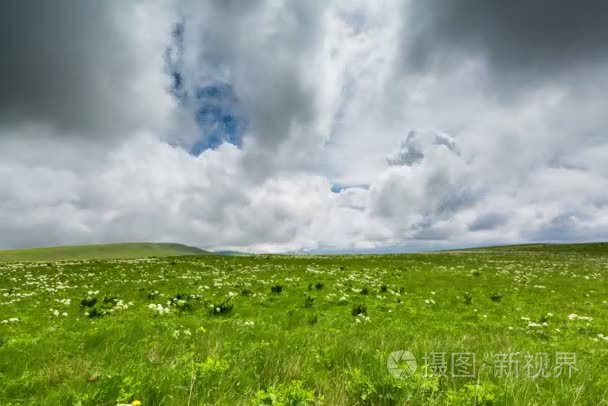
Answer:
0;241;608;406
1;244;608;404
446;242;608;255
0;242;210;262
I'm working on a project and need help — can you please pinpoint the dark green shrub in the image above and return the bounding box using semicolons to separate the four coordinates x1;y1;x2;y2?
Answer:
352;304;367;317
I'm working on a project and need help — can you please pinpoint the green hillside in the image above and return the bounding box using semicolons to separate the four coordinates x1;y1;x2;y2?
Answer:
0;242;210;262
449;242;608;255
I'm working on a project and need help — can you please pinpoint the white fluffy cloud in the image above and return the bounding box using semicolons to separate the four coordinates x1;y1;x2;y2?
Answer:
1;0;607;252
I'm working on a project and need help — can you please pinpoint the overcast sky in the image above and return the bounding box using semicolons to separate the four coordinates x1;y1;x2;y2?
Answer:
1;0;607;252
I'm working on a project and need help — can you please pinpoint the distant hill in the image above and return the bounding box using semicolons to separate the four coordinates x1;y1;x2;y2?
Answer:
0;242;211;262
447;242;608;255
213;250;251;256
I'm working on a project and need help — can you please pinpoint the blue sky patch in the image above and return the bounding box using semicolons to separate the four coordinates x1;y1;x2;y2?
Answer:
330;183;370;193
165;22;247;155
190;83;247;155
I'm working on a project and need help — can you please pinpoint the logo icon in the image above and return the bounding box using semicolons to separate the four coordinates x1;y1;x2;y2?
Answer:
387;350;417;378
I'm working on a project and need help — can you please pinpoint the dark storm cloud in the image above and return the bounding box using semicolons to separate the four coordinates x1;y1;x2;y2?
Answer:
0;0;172;137
406;0;608;83
468;212;508;232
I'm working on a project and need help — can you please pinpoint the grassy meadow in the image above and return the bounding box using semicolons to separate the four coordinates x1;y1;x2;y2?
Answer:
0;243;209;263
1;244;608;404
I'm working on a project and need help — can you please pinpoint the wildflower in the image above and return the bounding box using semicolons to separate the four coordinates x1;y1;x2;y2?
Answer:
132;401;142;406
568;314;593;321
148;303;170;315
355;313;371;323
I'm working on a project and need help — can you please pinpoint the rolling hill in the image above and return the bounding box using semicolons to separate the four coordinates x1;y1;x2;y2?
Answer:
0;242;210;262
445;242;608;255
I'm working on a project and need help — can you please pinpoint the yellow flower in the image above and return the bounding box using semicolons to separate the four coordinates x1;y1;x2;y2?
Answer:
132;401;142;406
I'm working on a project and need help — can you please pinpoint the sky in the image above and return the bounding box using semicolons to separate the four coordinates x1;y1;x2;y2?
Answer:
1;0;608;253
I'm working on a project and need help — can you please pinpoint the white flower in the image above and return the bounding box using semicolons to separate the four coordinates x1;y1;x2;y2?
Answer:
568;314;593;321
149;303;170;315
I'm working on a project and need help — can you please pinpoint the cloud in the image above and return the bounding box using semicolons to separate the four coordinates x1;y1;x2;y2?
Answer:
0;0;175;139
0;133;391;252
174;0;333;172
1;1;607;253
386;130;458;166
405;0;608;85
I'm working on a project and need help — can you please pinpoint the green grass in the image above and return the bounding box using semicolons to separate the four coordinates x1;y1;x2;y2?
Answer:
0;242;210;262
1;243;607;404
449;241;608;255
